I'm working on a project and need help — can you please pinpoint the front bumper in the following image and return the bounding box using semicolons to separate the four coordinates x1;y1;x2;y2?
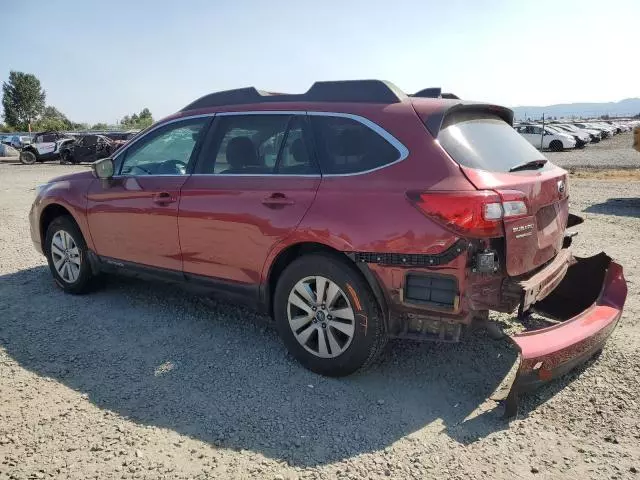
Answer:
29;200;43;255
504;253;627;417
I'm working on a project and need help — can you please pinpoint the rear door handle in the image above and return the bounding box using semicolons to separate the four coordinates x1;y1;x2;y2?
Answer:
262;192;295;207
153;192;176;205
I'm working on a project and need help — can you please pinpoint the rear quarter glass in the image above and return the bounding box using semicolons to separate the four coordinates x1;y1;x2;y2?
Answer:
437;114;552;173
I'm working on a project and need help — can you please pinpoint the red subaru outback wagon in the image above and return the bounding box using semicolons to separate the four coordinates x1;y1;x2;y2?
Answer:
29;80;627;413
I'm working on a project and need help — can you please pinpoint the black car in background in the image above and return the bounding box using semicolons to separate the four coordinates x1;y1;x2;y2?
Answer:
60;134;114;164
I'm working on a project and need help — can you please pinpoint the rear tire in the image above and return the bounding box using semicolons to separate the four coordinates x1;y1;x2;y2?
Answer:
44;216;95;294
273;254;387;377
20;151;37;164
549;140;563;152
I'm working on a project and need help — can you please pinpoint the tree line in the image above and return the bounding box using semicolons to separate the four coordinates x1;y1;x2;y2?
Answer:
0;71;153;133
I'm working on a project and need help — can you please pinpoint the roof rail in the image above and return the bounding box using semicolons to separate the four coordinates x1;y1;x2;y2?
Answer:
412;88;460;100
181;80;407;111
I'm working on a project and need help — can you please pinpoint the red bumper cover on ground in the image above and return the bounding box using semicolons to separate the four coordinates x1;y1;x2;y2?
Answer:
505;253;627;416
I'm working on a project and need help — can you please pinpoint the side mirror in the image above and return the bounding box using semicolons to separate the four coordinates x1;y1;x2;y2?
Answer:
92;157;114;187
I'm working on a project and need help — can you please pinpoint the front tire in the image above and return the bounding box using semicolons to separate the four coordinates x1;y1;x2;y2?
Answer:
273;254;387;377
20;150;37;164
45;216;95;294
549;140;563;152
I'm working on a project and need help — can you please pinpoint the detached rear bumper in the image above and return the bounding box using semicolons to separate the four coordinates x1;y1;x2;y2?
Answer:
504;253;627;417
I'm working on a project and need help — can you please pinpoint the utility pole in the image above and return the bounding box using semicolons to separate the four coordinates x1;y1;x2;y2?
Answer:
540;113;545;150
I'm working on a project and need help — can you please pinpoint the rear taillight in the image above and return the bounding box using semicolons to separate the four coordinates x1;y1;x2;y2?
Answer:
407;190;529;238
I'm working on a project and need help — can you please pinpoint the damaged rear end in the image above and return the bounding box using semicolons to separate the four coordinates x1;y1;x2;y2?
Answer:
504;251;627;416
413;99;628;415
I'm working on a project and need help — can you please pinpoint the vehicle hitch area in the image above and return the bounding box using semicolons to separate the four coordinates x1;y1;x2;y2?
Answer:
501;252;627;418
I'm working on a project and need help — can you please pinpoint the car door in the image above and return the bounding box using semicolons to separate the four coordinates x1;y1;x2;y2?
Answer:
527;126;545;149
86;116;211;271
72;136;93;162
178;113;321;286
34;134;57;156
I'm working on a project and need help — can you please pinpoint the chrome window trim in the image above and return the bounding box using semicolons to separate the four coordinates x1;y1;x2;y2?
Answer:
307;111;409;177
191;173;321;178
194;110;409;178
112;113;216;177
112;110;409;179
216;111;303;116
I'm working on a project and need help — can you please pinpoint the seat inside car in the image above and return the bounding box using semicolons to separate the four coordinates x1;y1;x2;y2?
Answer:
223;136;264;174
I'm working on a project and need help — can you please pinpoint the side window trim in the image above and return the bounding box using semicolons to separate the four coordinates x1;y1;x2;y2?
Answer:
190;111;408;177
192;112;322;177
307;111;409;177
112;113;215;176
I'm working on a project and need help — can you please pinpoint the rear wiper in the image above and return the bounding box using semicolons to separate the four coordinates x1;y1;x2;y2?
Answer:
509;159;547;172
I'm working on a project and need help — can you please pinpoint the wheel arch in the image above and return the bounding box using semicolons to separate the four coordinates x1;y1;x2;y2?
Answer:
39;203;82;252
262;241;388;322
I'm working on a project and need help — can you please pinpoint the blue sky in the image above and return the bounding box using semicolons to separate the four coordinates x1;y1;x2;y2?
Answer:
3;0;638;124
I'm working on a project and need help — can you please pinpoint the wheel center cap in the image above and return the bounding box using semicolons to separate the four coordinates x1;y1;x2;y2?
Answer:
315;310;326;322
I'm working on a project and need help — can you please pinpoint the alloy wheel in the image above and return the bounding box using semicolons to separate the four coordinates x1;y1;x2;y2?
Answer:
51;230;81;283
287;276;355;358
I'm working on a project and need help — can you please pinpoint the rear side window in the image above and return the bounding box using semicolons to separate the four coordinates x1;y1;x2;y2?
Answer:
198;114;318;175
310;115;401;174
438;114;547;172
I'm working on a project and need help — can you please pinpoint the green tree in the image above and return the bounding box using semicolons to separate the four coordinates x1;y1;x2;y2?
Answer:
70;122;89;131
91;123;109;131
120;108;153;129
2;71;46;130
33;105;72;131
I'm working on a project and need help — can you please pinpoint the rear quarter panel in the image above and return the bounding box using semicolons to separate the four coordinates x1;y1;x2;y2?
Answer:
289;103;474;256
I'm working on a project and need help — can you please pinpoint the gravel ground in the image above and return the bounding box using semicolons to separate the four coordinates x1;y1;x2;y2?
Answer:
0;162;639;480
546;131;639;169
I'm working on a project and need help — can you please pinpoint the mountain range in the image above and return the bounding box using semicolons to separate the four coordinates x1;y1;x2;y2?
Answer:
511;98;640;120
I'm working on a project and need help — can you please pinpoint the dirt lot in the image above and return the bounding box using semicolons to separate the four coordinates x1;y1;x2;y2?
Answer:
0;159;639;480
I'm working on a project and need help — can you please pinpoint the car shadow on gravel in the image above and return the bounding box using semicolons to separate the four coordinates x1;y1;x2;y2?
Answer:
0;266;579;466
584;197;640;218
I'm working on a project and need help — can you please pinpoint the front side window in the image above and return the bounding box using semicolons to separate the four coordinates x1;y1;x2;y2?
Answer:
198;114;317;175
119;118;207;176
309;115;401;174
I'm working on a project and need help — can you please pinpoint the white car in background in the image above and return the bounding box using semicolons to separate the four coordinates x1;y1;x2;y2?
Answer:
591;122;617;136
558;124;602;143
548;124;591;147
515;124;576;151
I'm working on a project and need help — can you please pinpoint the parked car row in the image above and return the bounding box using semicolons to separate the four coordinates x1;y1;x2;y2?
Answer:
0;130;139;164
1;134;32;149
514;119;638;151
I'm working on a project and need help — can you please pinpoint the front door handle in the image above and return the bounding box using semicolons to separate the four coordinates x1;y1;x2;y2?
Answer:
262;192;295;208
153;192;175;205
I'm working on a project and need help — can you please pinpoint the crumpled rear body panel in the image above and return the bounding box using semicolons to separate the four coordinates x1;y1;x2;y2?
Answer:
504;253;627;417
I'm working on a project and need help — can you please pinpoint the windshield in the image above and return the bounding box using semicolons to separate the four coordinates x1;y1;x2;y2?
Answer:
438;115;549;173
